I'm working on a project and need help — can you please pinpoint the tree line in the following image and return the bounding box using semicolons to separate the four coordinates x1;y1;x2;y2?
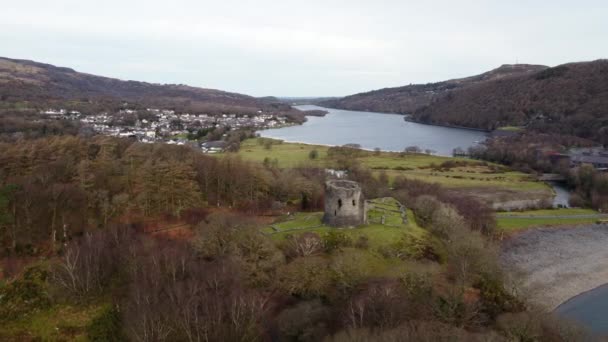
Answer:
0;135;591;340
0;135;324;253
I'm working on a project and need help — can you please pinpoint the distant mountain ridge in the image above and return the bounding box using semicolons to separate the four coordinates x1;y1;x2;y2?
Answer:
320;64;548;114
0;57;281;114
322;60;608;143
411;60;608;137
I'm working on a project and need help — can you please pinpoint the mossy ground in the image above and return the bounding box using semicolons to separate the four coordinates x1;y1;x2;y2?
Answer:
0;301;108;341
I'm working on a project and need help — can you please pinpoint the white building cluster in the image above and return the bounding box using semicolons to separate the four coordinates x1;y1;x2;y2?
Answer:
40;107;293;152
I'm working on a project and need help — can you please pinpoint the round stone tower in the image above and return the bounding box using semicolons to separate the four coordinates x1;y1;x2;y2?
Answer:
323;180;365;227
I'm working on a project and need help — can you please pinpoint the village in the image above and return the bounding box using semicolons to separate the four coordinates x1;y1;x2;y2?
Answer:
40;108;294;153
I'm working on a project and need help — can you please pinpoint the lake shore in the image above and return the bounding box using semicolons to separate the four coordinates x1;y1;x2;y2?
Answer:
501;224;608;310
402;116;492;132
259;105;487;156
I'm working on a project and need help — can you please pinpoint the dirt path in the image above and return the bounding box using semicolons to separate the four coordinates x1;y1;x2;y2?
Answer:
501;224;608;310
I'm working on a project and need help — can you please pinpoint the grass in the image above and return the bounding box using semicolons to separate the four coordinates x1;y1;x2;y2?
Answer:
496;208;602;232
266;197;427;250
264;212;325;234
234;138;550;194
496;126;524;132
497;217;599;232
359;153;464;169
237;138;330;168
496;208;598;216
327;247;408;278
377;169;546;191
173;132;190;140
0;301;108;341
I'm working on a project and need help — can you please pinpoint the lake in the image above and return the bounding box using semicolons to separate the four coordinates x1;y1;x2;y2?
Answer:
556;283;608;335
259;105;488;156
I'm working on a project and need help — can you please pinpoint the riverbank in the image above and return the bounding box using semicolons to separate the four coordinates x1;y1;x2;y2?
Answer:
501;224;608;310
322;104;501;134
402;116;491;132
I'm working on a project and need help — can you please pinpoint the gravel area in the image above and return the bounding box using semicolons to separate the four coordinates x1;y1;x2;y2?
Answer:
501;224;608;310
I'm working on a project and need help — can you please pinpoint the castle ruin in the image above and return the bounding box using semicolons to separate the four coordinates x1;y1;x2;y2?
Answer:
323;180;365;227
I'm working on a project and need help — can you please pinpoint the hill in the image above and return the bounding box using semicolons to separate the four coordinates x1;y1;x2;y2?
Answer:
411;60;608;140
0;57;285;115
320;64;547;114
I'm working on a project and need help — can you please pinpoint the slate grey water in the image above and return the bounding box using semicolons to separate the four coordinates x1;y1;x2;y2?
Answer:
549;181;570;207
259;105;487;156
555;283;608;335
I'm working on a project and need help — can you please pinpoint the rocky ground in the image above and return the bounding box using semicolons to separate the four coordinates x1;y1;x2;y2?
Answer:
501;224;608;310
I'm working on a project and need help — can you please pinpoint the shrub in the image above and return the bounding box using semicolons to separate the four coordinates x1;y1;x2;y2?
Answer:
378;234;434;261
86;306;126;341
413;195;442;226
569;192;586;207
277;256;332;298
330;250;378;297
0;266;51;321
322;231;352;253
343;279;408;329
354;235;369;249
51;231;118;299
263;140;273;150
475;274;524;320
277;300;330;341
444;226;500;288
429;204;466;239
284;232;324;258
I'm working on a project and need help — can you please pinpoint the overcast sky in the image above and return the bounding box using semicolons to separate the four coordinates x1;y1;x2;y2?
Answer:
2;0;607;97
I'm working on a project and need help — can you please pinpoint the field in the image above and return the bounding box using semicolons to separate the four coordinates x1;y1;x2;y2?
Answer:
236;139;604;234
264;197;431;255
496;208;604;232
236;138;553;204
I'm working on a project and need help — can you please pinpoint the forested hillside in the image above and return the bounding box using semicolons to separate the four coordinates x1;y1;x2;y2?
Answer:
323;60;608;144
0;57;289;115
321;64;546;114
412;60;608;141
0;136;327;249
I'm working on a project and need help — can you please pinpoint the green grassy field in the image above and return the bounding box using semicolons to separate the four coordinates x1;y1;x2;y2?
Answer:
497;217;599;232
496;208;597;216
265;197;427;249
237;139;330;167
235;138;551;196
496;208;601;232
